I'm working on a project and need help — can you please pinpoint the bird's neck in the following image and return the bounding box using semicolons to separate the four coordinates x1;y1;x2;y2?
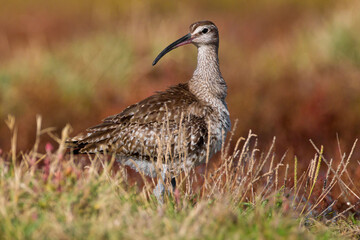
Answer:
189;44;227;105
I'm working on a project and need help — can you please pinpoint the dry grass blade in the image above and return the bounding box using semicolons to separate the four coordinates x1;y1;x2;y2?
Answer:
0;117;359;239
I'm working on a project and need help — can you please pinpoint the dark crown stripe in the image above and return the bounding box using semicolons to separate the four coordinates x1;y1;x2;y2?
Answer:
190;20;216;33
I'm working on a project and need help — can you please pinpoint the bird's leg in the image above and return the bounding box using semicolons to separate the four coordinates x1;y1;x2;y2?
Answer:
171;177;176;191
153;167;167;204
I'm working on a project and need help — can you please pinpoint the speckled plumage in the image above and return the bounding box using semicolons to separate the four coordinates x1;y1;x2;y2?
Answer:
67;21;231;178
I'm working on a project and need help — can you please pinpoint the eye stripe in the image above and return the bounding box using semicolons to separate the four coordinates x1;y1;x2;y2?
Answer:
193;26;211;35
189;21;218;35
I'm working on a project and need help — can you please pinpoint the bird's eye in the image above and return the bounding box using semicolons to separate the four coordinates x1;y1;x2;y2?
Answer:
202;28;208;34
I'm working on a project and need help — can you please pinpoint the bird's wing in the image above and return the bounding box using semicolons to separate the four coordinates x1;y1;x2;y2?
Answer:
67;83;211;160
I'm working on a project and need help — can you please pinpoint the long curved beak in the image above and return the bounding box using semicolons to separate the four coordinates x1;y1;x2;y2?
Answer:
152;33;192;66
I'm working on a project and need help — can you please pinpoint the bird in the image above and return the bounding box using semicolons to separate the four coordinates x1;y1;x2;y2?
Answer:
67;20;231;203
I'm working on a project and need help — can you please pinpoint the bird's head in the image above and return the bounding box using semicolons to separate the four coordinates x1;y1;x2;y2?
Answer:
152;21;219;66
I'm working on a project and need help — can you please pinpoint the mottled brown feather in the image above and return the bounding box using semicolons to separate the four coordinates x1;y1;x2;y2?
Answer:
67;83;211;163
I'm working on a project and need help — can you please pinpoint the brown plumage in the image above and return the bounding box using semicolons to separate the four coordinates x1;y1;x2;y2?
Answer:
67;21;231;196
69;84;211;163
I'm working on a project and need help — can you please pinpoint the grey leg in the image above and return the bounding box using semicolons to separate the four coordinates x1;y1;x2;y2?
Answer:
153;168;167;204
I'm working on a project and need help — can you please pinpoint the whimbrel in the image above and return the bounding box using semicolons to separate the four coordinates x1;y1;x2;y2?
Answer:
67;21;231;202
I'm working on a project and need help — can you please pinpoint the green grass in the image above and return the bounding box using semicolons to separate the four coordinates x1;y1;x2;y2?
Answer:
1;1;360;238
0;118;359;239
0;159;342;240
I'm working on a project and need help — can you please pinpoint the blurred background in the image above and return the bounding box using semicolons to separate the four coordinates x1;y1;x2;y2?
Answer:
1;0;360;165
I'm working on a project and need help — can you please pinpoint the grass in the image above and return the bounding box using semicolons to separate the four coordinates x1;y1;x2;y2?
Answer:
1;0;360;238
0;116;359;239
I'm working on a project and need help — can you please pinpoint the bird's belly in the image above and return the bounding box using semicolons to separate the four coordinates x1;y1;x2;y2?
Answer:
117;156;195;178
122;157;158;177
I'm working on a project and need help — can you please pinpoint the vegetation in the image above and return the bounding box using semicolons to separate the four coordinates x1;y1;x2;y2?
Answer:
1;0;360;238
0;116;359;239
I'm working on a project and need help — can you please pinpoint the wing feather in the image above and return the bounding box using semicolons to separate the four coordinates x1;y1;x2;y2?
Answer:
67;83;211;162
